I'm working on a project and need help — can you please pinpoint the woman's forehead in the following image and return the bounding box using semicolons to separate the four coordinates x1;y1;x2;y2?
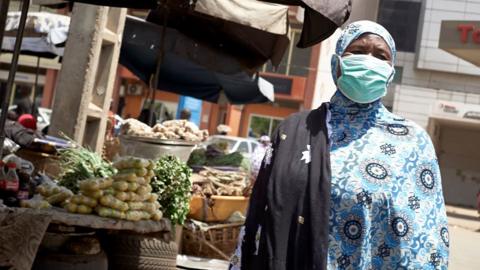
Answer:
347;33;390;49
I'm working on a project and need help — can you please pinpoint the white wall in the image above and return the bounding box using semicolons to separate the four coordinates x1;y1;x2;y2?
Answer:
393;84;480;128
417;0;480;75
396;51;480;94
311;29;341;108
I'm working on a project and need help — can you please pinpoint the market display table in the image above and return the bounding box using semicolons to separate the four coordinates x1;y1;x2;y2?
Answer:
0;206;172;270
4;207;171;233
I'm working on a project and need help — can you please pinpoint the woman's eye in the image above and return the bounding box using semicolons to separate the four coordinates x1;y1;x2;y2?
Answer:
376;54;388;60
350;50;365;54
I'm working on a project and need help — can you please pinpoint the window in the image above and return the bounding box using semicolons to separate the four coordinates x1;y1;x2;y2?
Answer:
377;0;422;52
237;142;249;153
262;29;312;77
249;114;283;138
392;66;403;84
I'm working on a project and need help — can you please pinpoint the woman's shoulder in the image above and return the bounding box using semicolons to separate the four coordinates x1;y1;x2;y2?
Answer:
382;111;432;140
278;105;328;131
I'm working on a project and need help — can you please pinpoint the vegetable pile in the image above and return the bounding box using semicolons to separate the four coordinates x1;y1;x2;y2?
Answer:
151;156;192;225
63;157;163;221
191;167;248;196
188;147;250;171
58;144;116;193
21;177;73;209
121;119;209;142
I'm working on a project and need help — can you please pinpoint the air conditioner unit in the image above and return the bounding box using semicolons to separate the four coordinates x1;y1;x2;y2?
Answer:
126;83;143;96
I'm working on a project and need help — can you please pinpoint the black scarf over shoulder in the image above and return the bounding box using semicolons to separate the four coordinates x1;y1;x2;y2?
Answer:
241;104;331;270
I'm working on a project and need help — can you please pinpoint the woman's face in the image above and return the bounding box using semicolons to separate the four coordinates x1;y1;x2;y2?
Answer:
342;33;392;64
337;33;393;79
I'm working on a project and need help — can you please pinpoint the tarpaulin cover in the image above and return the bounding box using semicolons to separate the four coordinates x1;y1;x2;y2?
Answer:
120;16;274;104
261;0;352;47
147;0;290;70
2;12;69;57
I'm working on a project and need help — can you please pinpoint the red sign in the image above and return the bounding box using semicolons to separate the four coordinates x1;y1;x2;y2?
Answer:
457;24;480;44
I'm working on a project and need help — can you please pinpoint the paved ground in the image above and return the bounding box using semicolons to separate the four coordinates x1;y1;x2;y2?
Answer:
446;205;480;270
177;205;480;269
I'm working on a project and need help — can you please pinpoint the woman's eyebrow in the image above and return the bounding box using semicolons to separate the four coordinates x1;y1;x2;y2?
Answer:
347;43;367;51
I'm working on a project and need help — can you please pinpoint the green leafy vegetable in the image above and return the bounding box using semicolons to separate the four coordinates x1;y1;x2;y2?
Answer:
58;143;116;193
152;156;192;225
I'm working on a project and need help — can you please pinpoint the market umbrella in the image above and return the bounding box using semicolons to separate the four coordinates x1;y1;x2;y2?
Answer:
120;16;274;104
261;0;352;48
146;0;290;72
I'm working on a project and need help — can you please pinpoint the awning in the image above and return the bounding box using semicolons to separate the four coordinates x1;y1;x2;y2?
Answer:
194;0;289;36
261;0;352;48
146;0;290;71
120;16;274;104
2;12;69;57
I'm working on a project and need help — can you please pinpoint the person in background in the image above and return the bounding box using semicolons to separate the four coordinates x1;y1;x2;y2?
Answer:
4;119;43;148
7;110;18;121
249;135;271;185
138;108;157;126
18;114;37;131
216;124;231;135
179;108;192;121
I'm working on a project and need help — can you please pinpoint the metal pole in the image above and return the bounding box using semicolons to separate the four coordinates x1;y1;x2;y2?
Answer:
0;0;29;157
31;5;42;115
31;56;40;114
0;0;11;107
148;0;168;126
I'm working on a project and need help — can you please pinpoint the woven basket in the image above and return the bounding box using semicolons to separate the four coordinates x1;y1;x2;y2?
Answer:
181;222;243;260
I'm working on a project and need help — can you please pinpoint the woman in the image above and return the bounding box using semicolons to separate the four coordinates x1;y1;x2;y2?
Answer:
230;21;449;270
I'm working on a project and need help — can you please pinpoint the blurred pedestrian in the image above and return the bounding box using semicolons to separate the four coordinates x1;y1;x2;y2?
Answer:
179;108;191;121
249;135;271;185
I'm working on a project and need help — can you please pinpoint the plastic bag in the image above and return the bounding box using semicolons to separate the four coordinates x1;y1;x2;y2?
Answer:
19;194;51;209
3;138;20;154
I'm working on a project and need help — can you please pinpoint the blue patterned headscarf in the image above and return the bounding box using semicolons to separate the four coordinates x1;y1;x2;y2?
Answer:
331;20;396;83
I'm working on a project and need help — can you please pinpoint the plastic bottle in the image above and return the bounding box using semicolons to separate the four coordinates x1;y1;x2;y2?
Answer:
5;163;19;192
17;170;30;201
0;161;6;191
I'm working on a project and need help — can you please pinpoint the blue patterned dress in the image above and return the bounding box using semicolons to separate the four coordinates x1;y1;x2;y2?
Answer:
327;92;449;269
230;21;449;270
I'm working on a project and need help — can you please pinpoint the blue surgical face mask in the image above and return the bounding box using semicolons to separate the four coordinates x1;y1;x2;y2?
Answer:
336;54;395;104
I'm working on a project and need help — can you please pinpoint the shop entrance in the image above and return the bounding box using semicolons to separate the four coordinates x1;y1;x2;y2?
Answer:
428;116;480;208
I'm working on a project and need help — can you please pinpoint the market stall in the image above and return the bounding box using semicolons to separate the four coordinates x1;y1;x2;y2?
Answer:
0;1;352;269
0;152;189;270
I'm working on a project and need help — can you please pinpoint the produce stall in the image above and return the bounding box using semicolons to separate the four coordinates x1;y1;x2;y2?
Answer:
183;146;253;261
0;147;193;270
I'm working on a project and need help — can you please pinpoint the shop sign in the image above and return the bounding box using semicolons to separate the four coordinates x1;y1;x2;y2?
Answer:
439;20;480;69
457;24;480;44
439;21;480;48
433;100;480;122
